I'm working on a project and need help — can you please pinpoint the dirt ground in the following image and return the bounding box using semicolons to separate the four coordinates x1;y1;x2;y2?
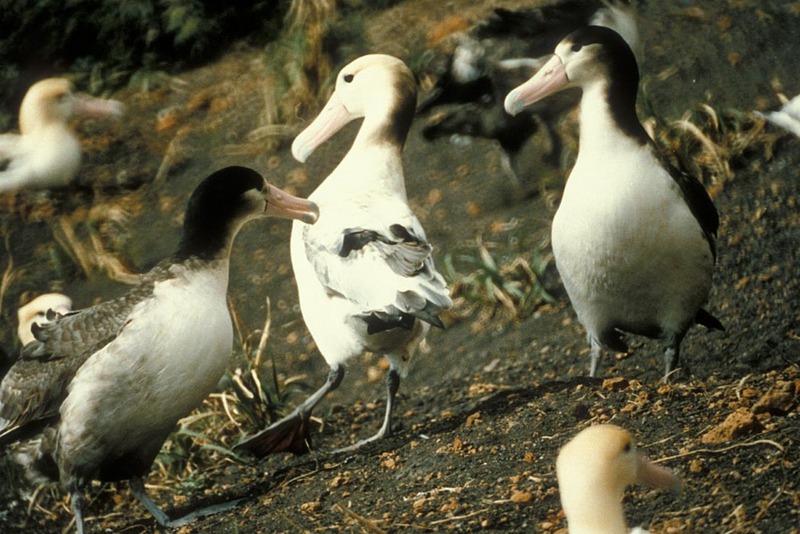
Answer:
1;1;799;533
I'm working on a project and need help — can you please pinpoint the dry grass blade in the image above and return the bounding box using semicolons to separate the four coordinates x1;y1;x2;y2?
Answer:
673;117;731;181
656;438;786;463
154;133;191;185
53;217;90;276
86;231;140;285
254;297;271;368
232;369;255;401
428;508;491;526
0;230;16;316
219;391;241;428
333;502;387;534
52;214;140;285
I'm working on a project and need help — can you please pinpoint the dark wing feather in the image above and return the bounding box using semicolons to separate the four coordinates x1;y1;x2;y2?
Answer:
656;149;720;260
304;222;451;327
338;225;432;277
0;267;166;445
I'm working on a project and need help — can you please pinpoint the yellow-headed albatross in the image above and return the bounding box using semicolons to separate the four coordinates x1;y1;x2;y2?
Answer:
557;424;680;533
0;78;123;193
236;54;452;456
17;293;74;347
504;26;723;379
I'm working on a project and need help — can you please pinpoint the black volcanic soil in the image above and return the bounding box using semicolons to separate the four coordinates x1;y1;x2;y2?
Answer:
1;1;798;533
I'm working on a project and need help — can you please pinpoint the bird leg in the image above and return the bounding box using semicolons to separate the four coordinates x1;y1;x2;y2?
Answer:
589;337;603;378
662;333;686;382
129;476;171;525
333;366;401;453
70;487;86;534
234;365;345;456
130;476;243;528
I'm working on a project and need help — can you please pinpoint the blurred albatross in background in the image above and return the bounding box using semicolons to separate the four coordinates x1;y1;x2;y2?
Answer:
0;78;123;193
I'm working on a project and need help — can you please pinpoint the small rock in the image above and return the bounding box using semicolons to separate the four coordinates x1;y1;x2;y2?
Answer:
602;377;629;391
752;381;796;415
300;500;321;514
701;408;764;444
466;201;482;216
689;458;705;474
740;387;759;399
330;473;350;488
380;452;399;469
466;411;481;427
510;490;532;503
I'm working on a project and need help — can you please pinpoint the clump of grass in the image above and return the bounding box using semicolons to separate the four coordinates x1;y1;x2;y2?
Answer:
443;236;555;324
255;0;336;153
248;0;381;154
1;1;287;114
648;104;781;193
225;297;309;434
50;203;141;285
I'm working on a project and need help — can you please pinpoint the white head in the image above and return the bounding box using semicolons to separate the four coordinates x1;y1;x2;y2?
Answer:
504;26;639;117
17;293;73;346
291;54;416;162
18;78;123;134
556;424;680;533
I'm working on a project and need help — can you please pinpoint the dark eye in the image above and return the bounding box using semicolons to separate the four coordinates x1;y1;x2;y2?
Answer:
623;441;632;453
343;74;354;83
571;44;583;53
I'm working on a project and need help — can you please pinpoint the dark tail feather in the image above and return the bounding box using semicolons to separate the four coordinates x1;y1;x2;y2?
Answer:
413;310;445;329
695;309;724;331
233;416;312;457
360;309;446;334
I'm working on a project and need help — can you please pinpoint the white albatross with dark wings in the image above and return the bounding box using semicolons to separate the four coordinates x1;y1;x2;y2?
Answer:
504;26;723;379
236;54;452;456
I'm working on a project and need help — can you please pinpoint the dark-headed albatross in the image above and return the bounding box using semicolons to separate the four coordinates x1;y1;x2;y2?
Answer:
0;166;318;532
236;54;452;456
504;26;722;379
0;78;123;193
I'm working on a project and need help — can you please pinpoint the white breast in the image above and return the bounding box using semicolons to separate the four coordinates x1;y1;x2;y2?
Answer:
552;139;713;334
58;263;232;459
290;146;437;365
24;126;82;186
0;125;81;192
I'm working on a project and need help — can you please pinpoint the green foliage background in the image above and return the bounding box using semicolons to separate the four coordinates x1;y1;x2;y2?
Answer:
0;1;288;128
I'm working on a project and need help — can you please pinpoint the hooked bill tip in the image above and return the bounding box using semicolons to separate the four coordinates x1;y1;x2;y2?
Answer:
304;202;320;224
291;141;311;163
504;91;523;116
